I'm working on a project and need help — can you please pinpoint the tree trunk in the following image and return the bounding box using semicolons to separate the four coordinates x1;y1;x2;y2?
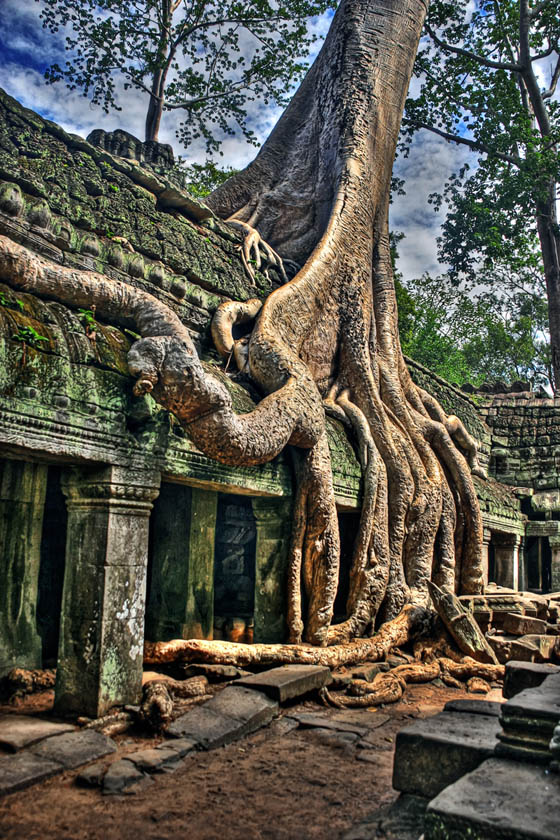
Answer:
145;77;165;144
536;187;560;392
0;0;484;656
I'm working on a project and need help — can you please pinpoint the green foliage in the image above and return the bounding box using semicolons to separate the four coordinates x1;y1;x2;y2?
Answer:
37;0;337;150
12;325;49;348
78;307;97;332
402;1;560;326
0;291;24;311
396;269;551;390
172;159;240;197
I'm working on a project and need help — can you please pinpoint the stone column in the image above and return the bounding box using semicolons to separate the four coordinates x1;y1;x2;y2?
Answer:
0;460;47;676
55;465;160;717
481;528;492;588
252;498;292;644
549;536;560;593
145;484;217;642
493;533;521;591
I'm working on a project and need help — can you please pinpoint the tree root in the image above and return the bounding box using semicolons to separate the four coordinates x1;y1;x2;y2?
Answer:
144;605;433;669
0;667;56;701
138;675;210;731
321;654;504;708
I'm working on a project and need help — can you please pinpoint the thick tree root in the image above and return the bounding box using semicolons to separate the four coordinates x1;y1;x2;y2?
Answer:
321;655;504;708
0;668;56;701
138;675;210;730
144;606;432;669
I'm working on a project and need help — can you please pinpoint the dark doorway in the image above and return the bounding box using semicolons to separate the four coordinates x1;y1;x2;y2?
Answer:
213;494;256;641
37;467;67;665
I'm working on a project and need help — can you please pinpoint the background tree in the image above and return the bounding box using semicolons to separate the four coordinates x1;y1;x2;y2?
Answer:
37;0;336;150
402;0;560;388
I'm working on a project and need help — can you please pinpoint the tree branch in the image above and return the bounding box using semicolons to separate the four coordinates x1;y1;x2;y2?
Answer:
424;23;522;72
542;54;560;99
402;118;522;165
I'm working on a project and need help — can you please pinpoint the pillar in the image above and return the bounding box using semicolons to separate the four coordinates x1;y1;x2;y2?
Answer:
0;459;47;676
55;465;160;717
145;484;217;641
493;533;522;591
549;536;560;593
252;498;292;643
481;528;492;588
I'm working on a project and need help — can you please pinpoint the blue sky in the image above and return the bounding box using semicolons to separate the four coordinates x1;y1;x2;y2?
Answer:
0;0;468;281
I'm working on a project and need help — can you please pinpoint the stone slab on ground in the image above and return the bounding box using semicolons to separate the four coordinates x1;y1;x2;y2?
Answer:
392;710;501;799
102;759;153;796
0;715;75;752
0;752;62;796
443;699;502;716
28;730;116;770
157;737;198;758
236;665;332;702
425;758;560;840
503;660;560;699
287;712;369;737
343;793;427;840
167;687;278;748
126;748;180;773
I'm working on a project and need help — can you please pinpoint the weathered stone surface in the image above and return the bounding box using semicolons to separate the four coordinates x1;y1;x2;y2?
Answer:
126;747;180;773
519;634;558;659
425;758;560;840
498;673;560;762
167;687;278;747
0;715;74;752
102;759;151;795
237;665;332;702
503;613;548;636
443;699;503;717
392;711;501;799
157;737;198;758
486;634;541;663
287;712;369;737
252;498;292;643
429;583;498;665
501;672;560;727
343;794;427;840
0;751;61;796
29;730;116;770
76;760;108;788
503;660;560;699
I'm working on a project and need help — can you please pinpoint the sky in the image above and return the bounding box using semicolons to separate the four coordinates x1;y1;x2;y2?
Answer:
0;0;471;282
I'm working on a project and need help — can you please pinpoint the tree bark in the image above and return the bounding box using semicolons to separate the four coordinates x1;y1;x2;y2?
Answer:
0;0;485;655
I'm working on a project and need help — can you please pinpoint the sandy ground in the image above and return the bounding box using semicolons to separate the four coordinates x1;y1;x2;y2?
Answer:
0;683;504;840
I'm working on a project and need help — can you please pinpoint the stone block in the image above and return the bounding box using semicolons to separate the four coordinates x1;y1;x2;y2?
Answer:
126;747;180;773
158;737;198;758
425;758;560;840
76;760;108;788
503;613;548;636
392;711;501;799
486;634;540;663
503;660;560;699
519;634;558;659
236;665;332;702
29;730;116;769
501;672;560;728
0;752;61;797
288;712;369;737
167;687;278;748
443;699;502;717
0;715;74;752
102;759;152;795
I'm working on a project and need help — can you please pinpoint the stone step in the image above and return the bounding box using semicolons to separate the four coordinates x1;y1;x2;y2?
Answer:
425;758;560;840
503;660;560;699
392;711;501;799
443;699;502;716
0;714;75;753
0;752;61;796
27;730;117;770
236;664;332;702
500;672;560;729
166;686;278;748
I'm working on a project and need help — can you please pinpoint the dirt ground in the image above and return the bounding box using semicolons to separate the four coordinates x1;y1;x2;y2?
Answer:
0;683;504;840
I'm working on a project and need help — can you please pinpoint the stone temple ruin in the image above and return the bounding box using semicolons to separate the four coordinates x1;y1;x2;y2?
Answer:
1;86;560;718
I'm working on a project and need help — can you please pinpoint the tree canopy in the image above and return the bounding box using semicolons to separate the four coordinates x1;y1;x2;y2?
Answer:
37;0;336;148
402;0;560;388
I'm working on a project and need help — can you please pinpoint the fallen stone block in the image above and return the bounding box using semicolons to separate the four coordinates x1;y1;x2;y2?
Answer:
0;715;74;752
167;687;278;748
501;672;560;728
392;711;501;799
486;634;541;663
503;613;548;636
349;662;390;681
0;752;61;796
157;737;198;758
126;747;180;773
443;699;502;717
287;712;369;737
29;730;116;770
102;759;152;795
182;663;252;681
236;665;332;702
425;758;560;840
503;660;560;699
76;760;108;788
519;634;558;660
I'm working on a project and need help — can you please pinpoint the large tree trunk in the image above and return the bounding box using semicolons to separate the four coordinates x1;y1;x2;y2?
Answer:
536;187;560;392
0;0;484;655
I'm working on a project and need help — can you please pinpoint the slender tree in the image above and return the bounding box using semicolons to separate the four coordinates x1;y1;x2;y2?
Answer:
2;0;486;660
402;0;560;388
37;0;336;147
